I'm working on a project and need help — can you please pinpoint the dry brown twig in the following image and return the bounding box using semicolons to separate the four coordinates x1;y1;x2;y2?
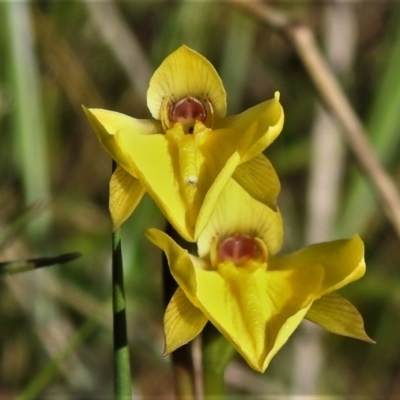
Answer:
229;0;400;240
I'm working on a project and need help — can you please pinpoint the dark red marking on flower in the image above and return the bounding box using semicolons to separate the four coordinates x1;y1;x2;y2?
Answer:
171;96;207;124
218;235;259;265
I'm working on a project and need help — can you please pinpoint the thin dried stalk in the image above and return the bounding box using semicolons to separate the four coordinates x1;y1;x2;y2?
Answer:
229;0;400;240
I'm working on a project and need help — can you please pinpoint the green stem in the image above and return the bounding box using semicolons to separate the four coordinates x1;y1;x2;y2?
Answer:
163;223;197;400
170;345;197;400
112;160;132;399
202;323;235;399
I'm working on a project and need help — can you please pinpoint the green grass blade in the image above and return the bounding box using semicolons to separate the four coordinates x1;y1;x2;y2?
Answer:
3;2;51;239
219;10;256;114
0;252;81;277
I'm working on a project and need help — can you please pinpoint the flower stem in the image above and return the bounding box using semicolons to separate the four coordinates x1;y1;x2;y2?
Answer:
163;223;197;400
170;344;197;400
112;163;132;399
202;323;235;399
112;229;132;399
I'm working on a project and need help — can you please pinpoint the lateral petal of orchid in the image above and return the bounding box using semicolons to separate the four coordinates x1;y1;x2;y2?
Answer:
262;306;314;371
115;121;244;241
194;153;241;240
147;45;227;120
194;263;324;372
83;107;161;176
165;123;234;233
115;131;192;241
109;165;146;231
268;235;365;296
145;228;200;306
164;287;208;354
214;92;284;163
197;179;283;258
232;154;280;211
306;292;375;343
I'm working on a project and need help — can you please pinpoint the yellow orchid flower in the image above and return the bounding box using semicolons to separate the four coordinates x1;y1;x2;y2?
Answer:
146;180;373;373
84;45;283;241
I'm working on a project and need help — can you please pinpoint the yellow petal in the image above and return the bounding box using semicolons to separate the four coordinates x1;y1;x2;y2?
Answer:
306;292;375;343
164;287;208;354
109;165;146;231
145;228;200;304
232;154;280;211
214;92;284;163
193;152;241;240
83;106;162;177
268;235;365;296
116;122;242;241
266;307;317;367
147;45;227;121
115;131;192;241
194;262;324;372
197;179;283;259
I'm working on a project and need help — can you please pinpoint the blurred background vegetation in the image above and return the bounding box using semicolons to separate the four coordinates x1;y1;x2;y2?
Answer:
0;1;400;398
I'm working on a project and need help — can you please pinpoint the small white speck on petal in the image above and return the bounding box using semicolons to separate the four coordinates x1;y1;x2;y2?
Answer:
186;176;198;186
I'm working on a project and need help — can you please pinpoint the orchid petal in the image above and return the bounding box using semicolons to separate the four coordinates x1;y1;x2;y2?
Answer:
109;165;146;231
145;228;199;304
164;287;208;354
197;179;283;258
115;132;193;240
116;123;242;241
83;107;161;177
193;153;240;240
306;292;375;343
232;154;280;211
193;263;323;372
147;45;227;121
214;92;284;164
268;236;365;295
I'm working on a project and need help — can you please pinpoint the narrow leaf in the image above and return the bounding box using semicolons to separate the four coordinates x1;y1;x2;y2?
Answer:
0;252;81;276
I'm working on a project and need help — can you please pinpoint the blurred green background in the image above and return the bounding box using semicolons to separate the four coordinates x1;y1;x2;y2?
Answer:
1;1;400;398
